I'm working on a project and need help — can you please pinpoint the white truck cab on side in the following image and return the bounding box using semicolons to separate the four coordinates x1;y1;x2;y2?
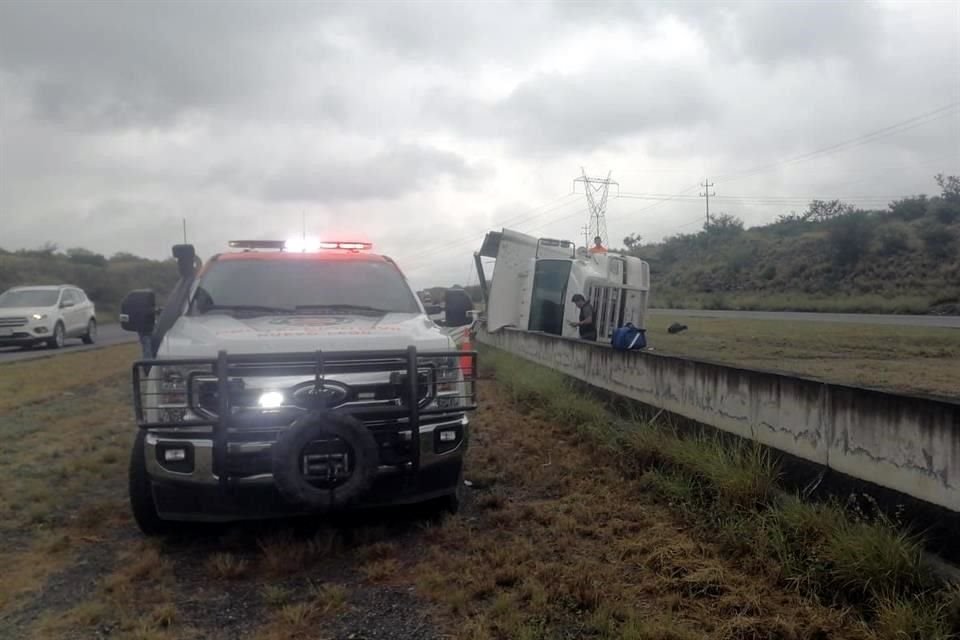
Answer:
476;228;650;341
119;240;476;534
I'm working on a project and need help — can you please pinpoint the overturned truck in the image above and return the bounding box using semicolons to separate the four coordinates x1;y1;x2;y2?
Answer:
474;228;650;342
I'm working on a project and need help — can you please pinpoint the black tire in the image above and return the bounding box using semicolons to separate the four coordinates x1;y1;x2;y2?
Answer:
46;322;65;349
271;412;379;509
129;430;170;536
443;465;465;514
81;318;97;344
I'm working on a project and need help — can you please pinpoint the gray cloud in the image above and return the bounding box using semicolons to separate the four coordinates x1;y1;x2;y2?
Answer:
0;0;323;129
429;63;717;154
251;144;488;203
0;0;957;290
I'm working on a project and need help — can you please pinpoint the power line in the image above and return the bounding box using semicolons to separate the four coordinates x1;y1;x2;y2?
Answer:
714;101;960;183
389;193;580;267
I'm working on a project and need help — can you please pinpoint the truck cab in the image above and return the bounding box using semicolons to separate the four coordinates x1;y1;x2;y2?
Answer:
120;239;476;534
476;229;650;341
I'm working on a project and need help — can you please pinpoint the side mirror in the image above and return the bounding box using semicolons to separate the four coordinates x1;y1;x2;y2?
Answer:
120;289;157;334
424;304;442;315
60;301;75;309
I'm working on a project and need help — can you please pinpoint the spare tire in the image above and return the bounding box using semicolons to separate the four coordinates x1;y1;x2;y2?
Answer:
271;411;379;509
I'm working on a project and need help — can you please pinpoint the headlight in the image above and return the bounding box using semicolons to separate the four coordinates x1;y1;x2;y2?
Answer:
155;365;194;422
425;357;464;409
427;356;461;384
31;313;47;321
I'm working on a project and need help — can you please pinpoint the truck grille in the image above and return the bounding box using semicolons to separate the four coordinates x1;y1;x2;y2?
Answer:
0;317;28;328
193;373;431;417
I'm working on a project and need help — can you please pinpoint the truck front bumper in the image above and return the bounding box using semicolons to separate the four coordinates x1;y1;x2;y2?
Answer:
145;415;467;522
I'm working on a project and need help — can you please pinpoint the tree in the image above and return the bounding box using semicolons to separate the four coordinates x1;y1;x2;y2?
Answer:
805;199;855;222
888;195;927;221
935;173;960;203
67;247;108;267
622;233;643;252
703;213;744;236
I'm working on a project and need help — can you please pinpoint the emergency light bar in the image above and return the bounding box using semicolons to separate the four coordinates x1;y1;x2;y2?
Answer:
228;239;373;252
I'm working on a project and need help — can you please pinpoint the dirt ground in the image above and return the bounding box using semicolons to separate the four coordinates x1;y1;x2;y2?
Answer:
0;346;872;639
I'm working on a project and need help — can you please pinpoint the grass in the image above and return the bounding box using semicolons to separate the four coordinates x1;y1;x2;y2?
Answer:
479;346;959;638
655;291;942;315
205;552;249;580
407;362;879;640
0;343;139;411
644;313;960;397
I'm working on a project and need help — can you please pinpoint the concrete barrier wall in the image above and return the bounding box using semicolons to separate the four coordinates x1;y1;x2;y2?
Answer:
478;328;960;512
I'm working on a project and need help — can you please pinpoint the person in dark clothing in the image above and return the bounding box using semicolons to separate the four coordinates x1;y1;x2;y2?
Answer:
443;287;474;327
569;294;597;341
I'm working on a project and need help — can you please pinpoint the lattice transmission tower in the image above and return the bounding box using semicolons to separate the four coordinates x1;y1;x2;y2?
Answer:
573;168;618;247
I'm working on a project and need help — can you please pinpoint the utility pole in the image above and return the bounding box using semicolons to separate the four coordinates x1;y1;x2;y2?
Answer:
700;179;715;226
302;212;306;241
581;225;590;249
573;168;619;247
182;218;187;243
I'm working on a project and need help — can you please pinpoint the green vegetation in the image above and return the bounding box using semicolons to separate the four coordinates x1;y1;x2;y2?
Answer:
482;346;960;639
623;174;960;314
645;313;960;397
0;245;179;317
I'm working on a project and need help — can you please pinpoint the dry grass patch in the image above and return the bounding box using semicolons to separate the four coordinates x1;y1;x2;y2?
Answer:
0;343;139;411
255;583;350;640
205;552;249;580
406;378;870;639
262;584;294;607
361;557;401;583
31;540;188;639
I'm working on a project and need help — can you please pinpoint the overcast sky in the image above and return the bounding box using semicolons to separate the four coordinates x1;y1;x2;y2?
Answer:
1;0;958;289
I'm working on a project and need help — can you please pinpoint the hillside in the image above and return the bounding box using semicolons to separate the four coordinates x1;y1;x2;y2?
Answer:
621;174;960;314
0;247;179;317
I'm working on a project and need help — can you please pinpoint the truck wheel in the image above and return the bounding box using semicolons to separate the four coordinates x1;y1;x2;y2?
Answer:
129;430;169;536
46;322;65;349
438;465;465;515
81;318;97;344
271;412;379;509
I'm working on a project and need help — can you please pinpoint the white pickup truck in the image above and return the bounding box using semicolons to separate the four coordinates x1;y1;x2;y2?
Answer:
120;240;476;534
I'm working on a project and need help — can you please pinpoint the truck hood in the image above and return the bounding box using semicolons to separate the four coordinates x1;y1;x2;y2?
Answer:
158;313;454;358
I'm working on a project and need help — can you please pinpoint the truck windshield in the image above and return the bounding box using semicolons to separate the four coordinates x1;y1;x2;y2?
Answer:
0;289;60;307
190;259;420;315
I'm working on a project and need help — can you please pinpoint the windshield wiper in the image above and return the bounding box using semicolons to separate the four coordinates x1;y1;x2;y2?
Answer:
202;305;295;316
294;304;391;315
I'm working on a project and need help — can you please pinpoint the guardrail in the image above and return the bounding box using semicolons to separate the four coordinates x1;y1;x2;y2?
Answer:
477;327;960;513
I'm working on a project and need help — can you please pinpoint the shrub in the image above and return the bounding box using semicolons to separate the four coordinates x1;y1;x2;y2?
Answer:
875;222;912;256
828;211;874;267
919;222;956;260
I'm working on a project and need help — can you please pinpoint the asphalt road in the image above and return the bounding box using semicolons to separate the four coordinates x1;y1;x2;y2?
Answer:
0;323;137;364
650;308;960;329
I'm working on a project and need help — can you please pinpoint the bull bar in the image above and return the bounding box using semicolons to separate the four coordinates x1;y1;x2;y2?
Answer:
132;346;478;492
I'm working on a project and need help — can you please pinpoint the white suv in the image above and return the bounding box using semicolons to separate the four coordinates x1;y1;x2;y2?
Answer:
0;285;97;349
